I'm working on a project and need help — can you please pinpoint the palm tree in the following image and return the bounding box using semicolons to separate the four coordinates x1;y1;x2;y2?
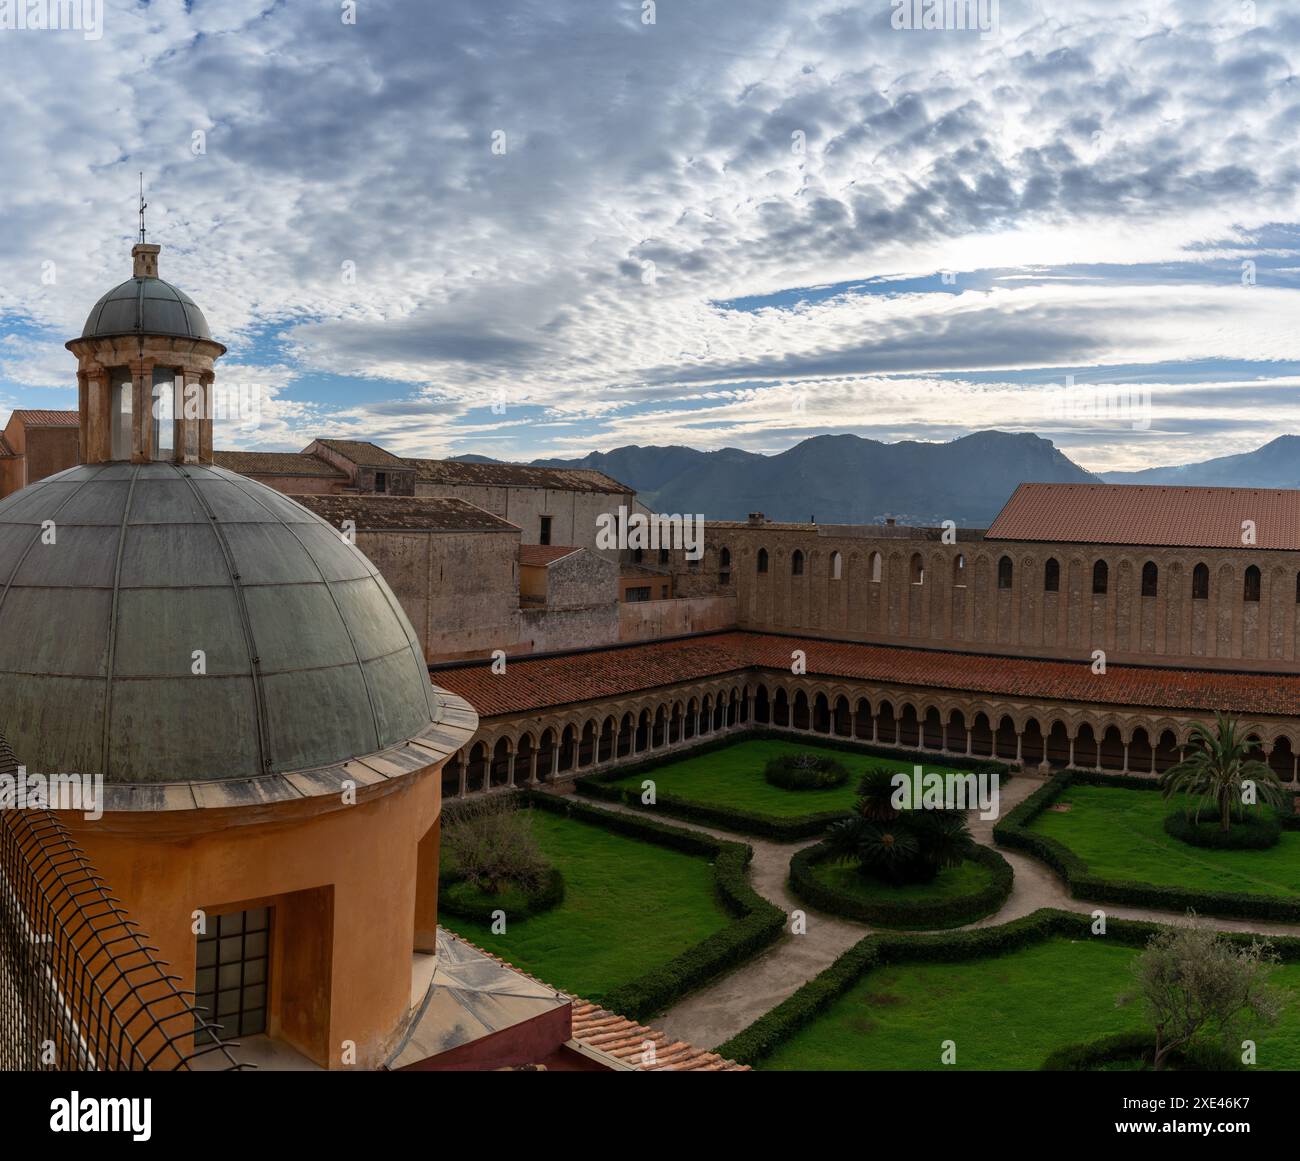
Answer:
854;766;901;821
825;817;920;885
1160;713;1285;833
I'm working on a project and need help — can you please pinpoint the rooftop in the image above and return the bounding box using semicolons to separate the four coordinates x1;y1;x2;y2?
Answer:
410;457;632;494
294;494;519;533
311;439;412;469
519;544;581;567
213;450;347;479
986;482;1300;551
433;630;1300;720
5;409;80;428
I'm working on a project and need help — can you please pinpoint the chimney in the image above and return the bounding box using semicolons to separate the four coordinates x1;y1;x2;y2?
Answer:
132;243;160;279
747;512;766;526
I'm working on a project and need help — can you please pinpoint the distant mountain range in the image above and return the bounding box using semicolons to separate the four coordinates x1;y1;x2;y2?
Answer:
1098;435;1300;489
455;431;1300;526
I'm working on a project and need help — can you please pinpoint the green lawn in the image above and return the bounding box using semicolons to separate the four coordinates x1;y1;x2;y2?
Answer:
439;807;731;1001
810;857;996;918
1029;784;1300;897
606;739;965;820
760;938;1300;1070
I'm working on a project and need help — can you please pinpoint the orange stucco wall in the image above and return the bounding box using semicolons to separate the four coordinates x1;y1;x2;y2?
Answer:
63;764;442;1070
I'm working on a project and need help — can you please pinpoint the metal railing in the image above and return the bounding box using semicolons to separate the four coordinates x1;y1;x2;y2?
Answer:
0;738;245;1071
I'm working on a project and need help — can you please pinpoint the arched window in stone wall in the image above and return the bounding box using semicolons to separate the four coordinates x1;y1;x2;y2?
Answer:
1192;562;1209;600
1092;560;1108;595
1244;565;1261;602
719;546;731;585
791;549;805;576
869;551;882;583
909;552;924;584
1043;557;1059;592
953;554;966;586
997;555;1013;589
830;551;842;580
757;547;769;574
1141;561;1158;597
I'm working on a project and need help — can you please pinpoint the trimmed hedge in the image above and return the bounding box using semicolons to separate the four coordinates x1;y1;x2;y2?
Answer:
439;865;566;922
764;753;849;791
993;771;1300;922
717;906;1300;1066
788;841;1013;929
517;791;785;1018
1040;1030;1245;1072
574;728;1014;840
1164;809;1280;851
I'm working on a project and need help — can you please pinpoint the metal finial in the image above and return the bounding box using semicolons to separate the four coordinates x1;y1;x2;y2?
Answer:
138;172;148;245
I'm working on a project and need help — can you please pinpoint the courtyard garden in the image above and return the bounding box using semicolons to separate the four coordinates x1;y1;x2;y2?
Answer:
720;910;1300;1071
582;733;1006;839
437;792;782;1017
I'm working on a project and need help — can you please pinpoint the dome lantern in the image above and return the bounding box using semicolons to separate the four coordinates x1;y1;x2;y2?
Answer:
66;241;227;467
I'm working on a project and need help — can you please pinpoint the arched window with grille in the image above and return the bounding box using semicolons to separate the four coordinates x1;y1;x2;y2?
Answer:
1192;562;1209;599
997;555;1013;590
1043;558;1059;592
1244;565;1261;602
1092;560;1108;595
1141;561;1158;597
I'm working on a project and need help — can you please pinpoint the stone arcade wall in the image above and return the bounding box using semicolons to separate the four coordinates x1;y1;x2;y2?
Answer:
692;522;1300;674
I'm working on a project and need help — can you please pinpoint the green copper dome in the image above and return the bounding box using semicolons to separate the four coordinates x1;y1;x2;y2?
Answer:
81;276;213;342
0;462;438;783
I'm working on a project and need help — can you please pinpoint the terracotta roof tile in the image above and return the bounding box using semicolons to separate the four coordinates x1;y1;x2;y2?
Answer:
434;630;1300;719
7;409;79;427
214;450;347;478
411;458;631;494
987;482;1300;550
519;544;581;567
311;438;411;468
295;494;518;533
0;434;13;457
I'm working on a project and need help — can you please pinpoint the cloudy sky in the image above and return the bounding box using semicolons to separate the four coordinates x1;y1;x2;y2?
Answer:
0;0;1298;472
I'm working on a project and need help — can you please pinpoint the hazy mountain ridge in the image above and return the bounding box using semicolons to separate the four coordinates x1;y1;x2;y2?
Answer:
460;431;1098;525
455;431;1300;525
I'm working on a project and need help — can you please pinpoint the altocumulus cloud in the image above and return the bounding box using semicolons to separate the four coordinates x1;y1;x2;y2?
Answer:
0;0;1297;469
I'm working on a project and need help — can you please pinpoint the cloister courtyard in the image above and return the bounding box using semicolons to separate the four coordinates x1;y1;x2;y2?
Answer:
437;730;1300;1071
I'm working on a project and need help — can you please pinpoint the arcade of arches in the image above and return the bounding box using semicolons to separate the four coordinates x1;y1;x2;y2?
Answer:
438;672;1300;800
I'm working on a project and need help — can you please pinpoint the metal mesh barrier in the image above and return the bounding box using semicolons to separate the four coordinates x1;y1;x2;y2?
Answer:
0;735;245;1071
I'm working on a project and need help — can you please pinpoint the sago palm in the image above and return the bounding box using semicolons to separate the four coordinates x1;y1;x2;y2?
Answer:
1160;712;1286;833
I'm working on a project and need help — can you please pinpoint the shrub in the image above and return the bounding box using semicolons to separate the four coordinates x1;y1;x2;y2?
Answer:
1163;809;1280;850
1040;1031;1245;1072
763;752;849;790
439;865;566;922
788;840;1013;928
441;796;552;895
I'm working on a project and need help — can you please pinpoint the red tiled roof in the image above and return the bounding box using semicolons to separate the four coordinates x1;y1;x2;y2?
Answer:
433;631;1300;719
987;482;1300;550
520;544;580;567
8;409;78;427
0;434;14;457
